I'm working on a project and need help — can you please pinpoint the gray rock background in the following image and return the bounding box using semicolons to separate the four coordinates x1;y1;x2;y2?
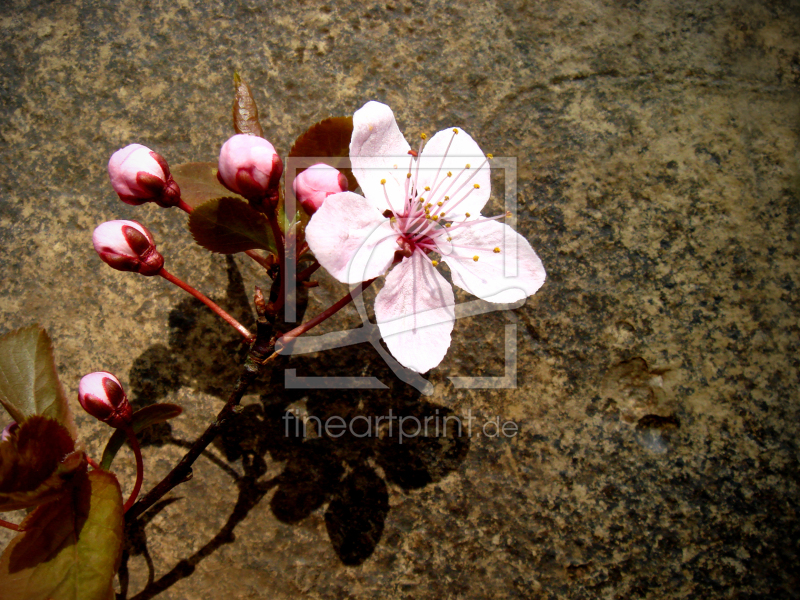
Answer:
1;0;799;598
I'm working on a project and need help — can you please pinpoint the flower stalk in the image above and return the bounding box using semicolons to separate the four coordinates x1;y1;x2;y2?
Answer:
158;268;254;343
0;518;22;532
122;425;144;513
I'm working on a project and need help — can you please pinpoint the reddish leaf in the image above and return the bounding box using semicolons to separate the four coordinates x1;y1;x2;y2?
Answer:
189;196;276;254
233;72;263;137
171;162;245;210
0;469;124;600
0;416;84;512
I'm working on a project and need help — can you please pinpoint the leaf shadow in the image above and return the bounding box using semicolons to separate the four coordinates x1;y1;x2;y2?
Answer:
120;254;470;597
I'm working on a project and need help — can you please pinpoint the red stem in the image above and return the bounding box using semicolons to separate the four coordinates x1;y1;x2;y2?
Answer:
0;518;22;532
158;268;254;342
279;278;376;347
297;261;320;282
122;426;144;513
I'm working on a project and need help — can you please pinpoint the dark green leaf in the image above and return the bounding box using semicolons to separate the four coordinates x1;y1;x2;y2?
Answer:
232;72;263;137
287;116;357;192
0;416;84;512
171;162;246;210
0;469;124;600
100;403;182;470
0;325;77;438
189;196;277;254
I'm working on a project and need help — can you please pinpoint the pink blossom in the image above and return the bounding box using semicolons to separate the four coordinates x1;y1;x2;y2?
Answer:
305;102;546;373
78;371;132;428
293;163;348;215
92;220;164;276
108;144;180;207
218;134;283;206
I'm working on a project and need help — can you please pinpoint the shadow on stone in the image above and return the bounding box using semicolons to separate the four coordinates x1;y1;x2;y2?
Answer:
119;254;470;598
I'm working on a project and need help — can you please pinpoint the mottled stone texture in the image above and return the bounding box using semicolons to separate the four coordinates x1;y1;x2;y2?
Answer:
1;0;799;598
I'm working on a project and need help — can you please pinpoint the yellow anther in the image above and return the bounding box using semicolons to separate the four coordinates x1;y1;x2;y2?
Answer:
431;260;439;266
424;186;430;191
506;210;512;217
473;184;480;189
453;128;459;134
419;197;425;203
421;133;427;139
437;201;443;206
465;163;471;169
447;236;452;241
440;212;445;217
493;247;501;253
473;255;479;262
487;153;494;159
444;196;450;201
447;171;452;177
380;179;386;185
407;173;412;179
432;215;439;221
465;212;471;218
445;223;452;228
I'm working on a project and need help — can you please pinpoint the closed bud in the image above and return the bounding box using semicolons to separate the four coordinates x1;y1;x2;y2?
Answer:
108;144;181;208
78;372;132;428
217;134;283;209
293;163;348;215
92;220;164;276
1;421;18;442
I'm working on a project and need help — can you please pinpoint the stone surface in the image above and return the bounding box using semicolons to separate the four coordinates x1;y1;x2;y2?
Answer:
1;0;799;598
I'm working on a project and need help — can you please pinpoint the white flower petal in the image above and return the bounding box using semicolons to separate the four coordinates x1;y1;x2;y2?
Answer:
306;191;398;284
350;101;411;212
375;252;455;373
416;127;491;219
442;220;546;303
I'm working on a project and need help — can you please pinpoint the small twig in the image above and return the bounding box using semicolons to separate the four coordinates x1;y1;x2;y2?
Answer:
125;331;277;523
278;278;376;348
0;518;22;532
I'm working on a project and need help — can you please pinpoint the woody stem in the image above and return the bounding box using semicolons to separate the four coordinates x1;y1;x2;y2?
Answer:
266;210;287;313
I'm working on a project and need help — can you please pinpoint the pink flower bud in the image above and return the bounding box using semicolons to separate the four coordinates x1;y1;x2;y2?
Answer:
78;372;133;428
217;134;283;207
1;421;18;442
293;163;348;215
92;220;164;276
108;144;181;208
